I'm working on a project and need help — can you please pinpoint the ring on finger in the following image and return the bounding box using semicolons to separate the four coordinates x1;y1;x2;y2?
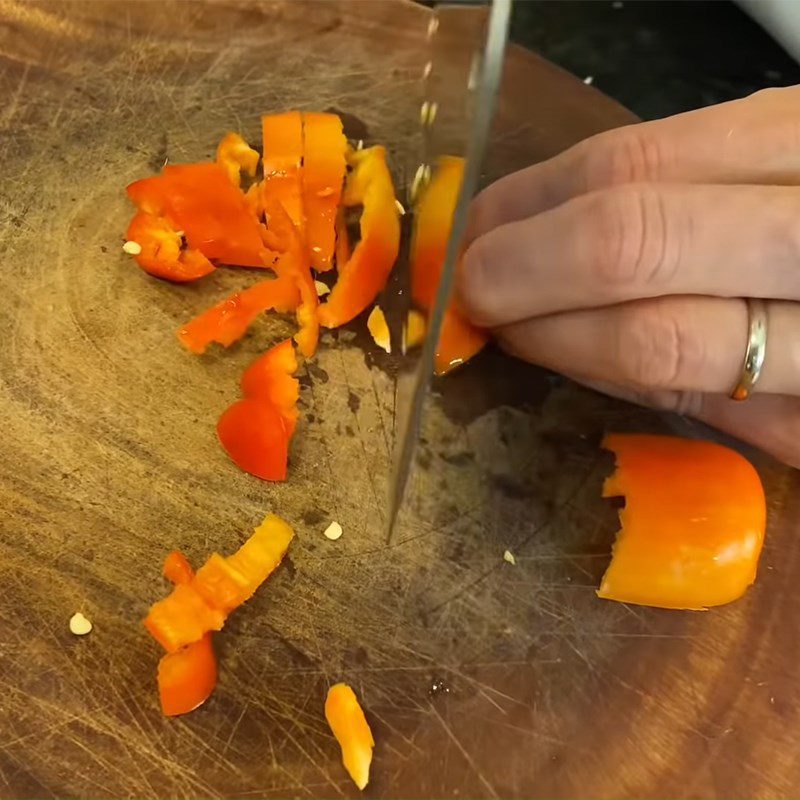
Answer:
730;298;768;401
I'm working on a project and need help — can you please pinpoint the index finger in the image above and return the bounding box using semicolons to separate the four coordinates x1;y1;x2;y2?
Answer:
468;85;800;243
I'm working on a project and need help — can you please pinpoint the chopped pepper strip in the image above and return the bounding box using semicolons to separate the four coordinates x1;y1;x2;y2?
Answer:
163;550;195;586
158;634;217;717
177;276;299;354
216;132;260;188
127;163;266;268
126;211;215;283
325;683;375;791
334;206;351;270
317;146;400;328
600;434;767;610
367;305;390;354
240;339;300;436
404;309;426;352
302;112;347;272
144;514;294;652
217;398;290;481
262;111;305;233
411;156;487;374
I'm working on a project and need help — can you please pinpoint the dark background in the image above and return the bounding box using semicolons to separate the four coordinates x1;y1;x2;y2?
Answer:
509;0;800;119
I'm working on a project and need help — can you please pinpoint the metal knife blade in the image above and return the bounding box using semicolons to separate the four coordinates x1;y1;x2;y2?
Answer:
387;0;512;541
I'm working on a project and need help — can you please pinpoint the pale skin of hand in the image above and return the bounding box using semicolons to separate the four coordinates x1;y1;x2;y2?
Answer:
457;85;800;469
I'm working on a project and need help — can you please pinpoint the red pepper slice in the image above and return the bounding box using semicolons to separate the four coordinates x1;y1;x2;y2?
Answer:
144;514;294;652
127;163;266;268
177;276;300;354
411;156;488;375
217;398;289;482
302;112;347;272
318;146;400;328
216;132;260;188
262;111;305;233
125;211;215;283
600;433;767;610
240;339;300;436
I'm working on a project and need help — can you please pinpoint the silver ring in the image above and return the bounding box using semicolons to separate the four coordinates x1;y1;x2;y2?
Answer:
730;298;768;401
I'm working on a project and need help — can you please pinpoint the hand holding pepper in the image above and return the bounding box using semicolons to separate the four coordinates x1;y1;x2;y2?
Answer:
458;85;800;469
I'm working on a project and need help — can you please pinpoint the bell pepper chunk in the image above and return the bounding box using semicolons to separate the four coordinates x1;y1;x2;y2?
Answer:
126;211;215;283
217;398;290;482
317;146;400;328
127;163;266;268
163;550;195;586
262;111;305;233
599;433;767;610
302;112;347;272
144;514;294;652
177;276;300;354
158;633;217;717
411;156;487;374
216;132;260;188
325;683;375;791
240;339;300;436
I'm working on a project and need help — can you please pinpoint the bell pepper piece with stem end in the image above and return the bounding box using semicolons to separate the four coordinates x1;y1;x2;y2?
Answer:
317;146;400;328
217;399;289;482
126;211;215;283
177;276;300;354
144;514;294;652
600;433;767;610
262;111;305;233
127;162;266;268
216;132;260;188
325;683;375;791
302;112;347;272
240;339;300;436
411;155;488;374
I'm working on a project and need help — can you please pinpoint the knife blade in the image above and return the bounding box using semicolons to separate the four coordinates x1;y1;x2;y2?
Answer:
387;0;512;541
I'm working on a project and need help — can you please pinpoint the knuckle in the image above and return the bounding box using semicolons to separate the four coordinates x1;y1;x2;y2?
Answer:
585;186;679;292
616;302;696;389
458;237;499;326
581;126;669;191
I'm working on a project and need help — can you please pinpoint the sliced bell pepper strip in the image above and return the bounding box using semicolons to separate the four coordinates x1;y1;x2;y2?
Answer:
126;211;215;283
240;339;300;436
217;398;290;482
216;132;260;188
334;206;351;270
127;163;266;268
163;550;195;586
144;514;294;652
600;433;767;610
325;683;375;791
411;155;488;374
302;112;347;272
317;146;400;328
367;305;391;354
177;276;300;354
158;633;217;717
262;111;305;233
263;196;319;358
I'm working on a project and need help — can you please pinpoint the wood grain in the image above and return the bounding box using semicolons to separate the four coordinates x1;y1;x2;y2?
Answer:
0;1;798;797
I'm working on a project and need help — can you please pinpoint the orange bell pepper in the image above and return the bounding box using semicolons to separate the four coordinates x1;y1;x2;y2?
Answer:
317;146;400;329
217;399;290;482
144;514;294;652
411;156;488;375
325;683;375;791
302;112;347;272
262;111;305;233
600;434;767;610
177;276;300;354
216;132;260;188
163;550;195;586
127;163;266;268
263;196;319;358
334;206;351;269
240;339;300;436
126;212;215;283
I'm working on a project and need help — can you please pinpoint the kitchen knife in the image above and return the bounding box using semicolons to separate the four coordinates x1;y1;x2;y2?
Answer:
387;0;512;541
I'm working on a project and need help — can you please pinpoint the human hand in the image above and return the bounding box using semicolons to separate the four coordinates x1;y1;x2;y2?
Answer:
457;86;800;468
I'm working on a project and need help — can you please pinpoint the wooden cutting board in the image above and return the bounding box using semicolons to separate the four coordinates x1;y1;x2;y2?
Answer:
1;1;798;797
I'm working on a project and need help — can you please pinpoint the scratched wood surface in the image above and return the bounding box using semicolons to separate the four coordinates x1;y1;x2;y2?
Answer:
1;1;799;797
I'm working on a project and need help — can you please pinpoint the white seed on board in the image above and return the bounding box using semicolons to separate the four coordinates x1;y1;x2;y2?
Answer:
324;521;343;541
503;550;516;566
69;612;93;635
122;241;142;255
